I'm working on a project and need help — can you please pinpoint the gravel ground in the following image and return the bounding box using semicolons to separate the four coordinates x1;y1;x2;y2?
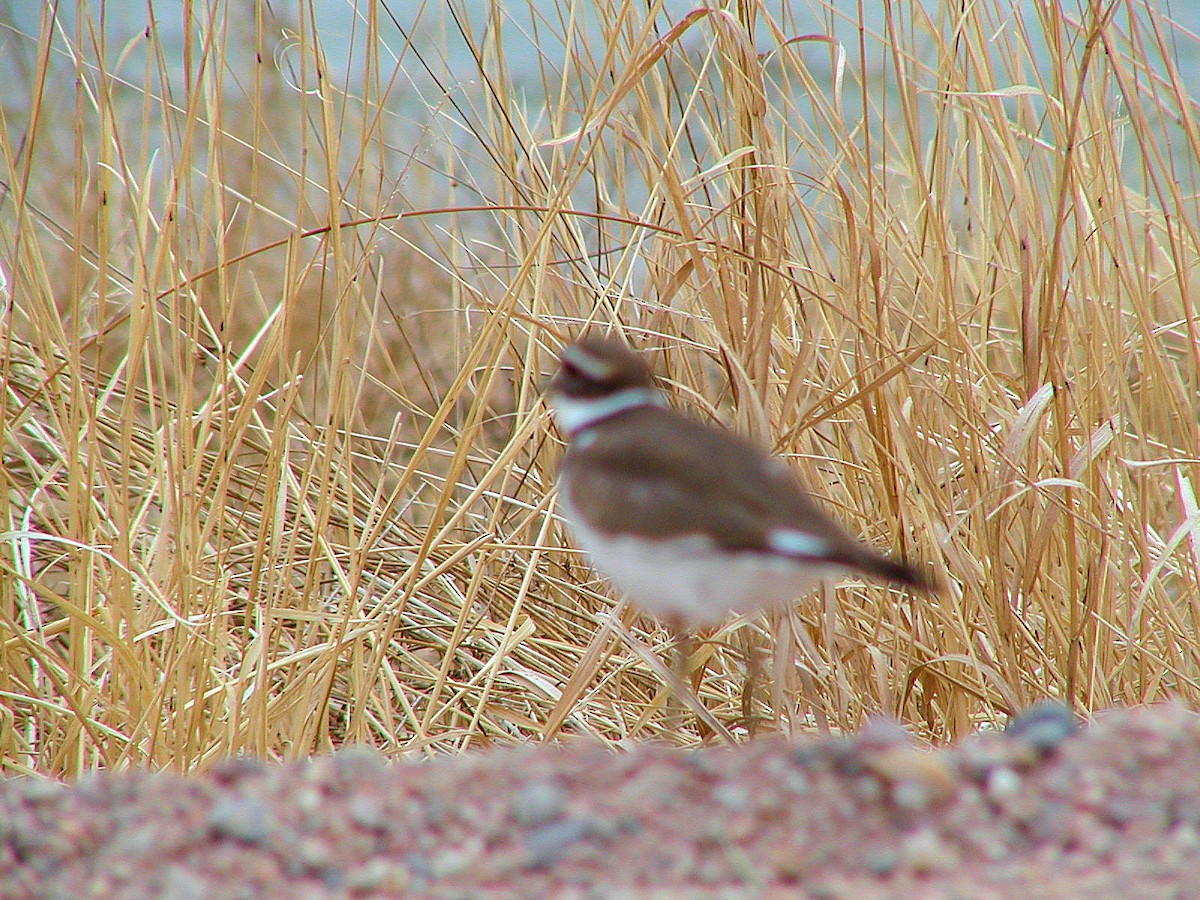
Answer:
3;703;1199;898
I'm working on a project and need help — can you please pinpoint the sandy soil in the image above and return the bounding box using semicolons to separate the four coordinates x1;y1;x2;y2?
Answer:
2;703;1199;898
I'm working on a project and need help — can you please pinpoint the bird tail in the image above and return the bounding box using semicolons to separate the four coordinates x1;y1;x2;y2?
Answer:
862;555;941;593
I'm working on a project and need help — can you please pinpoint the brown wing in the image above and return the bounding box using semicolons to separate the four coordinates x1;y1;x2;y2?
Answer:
563;406;929;589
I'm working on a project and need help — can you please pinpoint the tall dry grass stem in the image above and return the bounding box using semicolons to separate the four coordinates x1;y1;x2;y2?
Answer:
1;1;1198;774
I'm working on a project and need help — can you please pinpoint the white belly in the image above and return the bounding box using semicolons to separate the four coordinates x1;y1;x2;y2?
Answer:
563;512;837;627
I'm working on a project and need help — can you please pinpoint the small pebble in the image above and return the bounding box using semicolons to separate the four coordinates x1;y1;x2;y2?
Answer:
429;850;470;880
429;841;481;879
16;778;64;803
107;823;159;857
158;865;208;900
891;779;934;812
986;766;1022;801
296;837;335;872
1172;823;1200;849
207;757;266;786
348;794;389;831
331;744;387;773
784;770;811;795
864;748;957;806
856;716;912;751
864;846;902;875
712;781;751;811
511;779;567;827
850;775;885;802
1006;700;1076;753
699;819;731;845
206;796;271;844
901;827;956;873
523;817;593;868
295;788;322;814
1023;801;1073;843
345;859;411;893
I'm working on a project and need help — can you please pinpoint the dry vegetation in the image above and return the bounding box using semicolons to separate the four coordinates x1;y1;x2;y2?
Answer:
1;0;1198;778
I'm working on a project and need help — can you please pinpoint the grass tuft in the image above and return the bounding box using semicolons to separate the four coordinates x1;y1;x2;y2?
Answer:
2;0;1199;775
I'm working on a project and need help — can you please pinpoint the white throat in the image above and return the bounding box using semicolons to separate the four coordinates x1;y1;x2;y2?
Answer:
551;387;664;436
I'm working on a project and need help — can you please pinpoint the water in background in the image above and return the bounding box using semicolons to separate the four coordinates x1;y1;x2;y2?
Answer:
6;2;1197;134
3;2;1198;224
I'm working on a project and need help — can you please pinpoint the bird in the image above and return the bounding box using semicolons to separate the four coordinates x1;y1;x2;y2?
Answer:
547;334;936;633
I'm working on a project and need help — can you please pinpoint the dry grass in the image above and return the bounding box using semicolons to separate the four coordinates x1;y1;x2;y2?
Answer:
2;0;1199;776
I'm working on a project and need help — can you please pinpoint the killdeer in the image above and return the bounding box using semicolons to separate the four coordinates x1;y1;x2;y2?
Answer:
548;335;936;630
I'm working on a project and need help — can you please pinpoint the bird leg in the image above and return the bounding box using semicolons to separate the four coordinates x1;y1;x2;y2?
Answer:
739;626;762;736
664;614;692;731
606;612;734;744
